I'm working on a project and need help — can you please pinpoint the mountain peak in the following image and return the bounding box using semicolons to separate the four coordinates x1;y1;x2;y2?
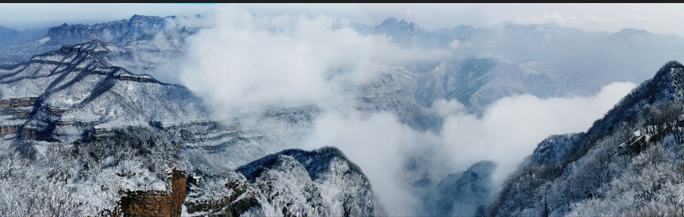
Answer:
587;60;684;136
605;28;659;44
376;17;424;32
617;28;650;35
653;60;684;79
382;17;400;24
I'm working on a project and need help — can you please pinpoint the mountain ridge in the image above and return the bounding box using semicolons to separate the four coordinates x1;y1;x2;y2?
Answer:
490;60;684;216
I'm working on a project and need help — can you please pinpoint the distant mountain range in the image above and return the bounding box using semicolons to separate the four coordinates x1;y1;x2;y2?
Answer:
0;15;191;65
3;14;684;216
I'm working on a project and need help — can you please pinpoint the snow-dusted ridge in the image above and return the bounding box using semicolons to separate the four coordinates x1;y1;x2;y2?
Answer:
490;61;684;216
0;40;212;145
0;39;386;216
184;147;385;216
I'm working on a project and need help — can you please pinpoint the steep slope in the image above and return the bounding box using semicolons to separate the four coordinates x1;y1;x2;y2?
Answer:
183;147;385;216
0;40;211;146
490;61;684;216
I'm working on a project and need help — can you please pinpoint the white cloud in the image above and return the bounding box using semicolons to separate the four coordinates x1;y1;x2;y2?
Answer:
448;39;460;49
405;9;429;20
625;14;656;23
300;111;429;216
430;98;466;116
439;81;637;185
176;5;449;117
299;81;636;215
510;11;578;26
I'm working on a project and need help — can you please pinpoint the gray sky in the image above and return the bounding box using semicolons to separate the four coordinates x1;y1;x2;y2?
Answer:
2;4;684;36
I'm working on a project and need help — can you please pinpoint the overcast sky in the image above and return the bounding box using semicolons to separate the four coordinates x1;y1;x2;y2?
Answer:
2;4;684;36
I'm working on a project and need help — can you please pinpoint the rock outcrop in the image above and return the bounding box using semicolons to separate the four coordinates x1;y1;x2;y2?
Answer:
183;147;386;217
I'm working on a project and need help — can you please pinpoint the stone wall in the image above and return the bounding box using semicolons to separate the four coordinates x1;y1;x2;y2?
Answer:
0;125;19;135
0;97;36;108
120;170;186;217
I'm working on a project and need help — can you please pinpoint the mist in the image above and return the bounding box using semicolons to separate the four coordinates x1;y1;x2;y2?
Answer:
162;4;640;216
175;5;449;118
294;82;635;215
438;82;636;185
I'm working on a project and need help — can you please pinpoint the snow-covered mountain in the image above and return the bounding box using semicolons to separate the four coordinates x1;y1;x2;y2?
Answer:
354;18;684;114
352;17;451;49
182;147;385;216
0;40;211;146
6;14;684;216
490;61;684;216
0;38;382;216
0;15;190;65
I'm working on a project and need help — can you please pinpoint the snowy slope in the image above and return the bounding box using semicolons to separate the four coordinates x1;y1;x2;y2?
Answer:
184;147;386;216
490;61;684;216
0;40;212;145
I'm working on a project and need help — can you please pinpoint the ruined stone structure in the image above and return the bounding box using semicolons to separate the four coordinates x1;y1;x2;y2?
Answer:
120;170;186;217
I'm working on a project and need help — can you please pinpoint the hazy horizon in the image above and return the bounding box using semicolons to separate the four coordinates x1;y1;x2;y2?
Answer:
3;4;684;36
0;4;681;216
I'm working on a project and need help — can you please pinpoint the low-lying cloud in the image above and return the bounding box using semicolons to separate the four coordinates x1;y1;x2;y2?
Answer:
166;4;639;216
300;111;424;215
176;5;449;117
300;82;636;216
439;81;636;185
